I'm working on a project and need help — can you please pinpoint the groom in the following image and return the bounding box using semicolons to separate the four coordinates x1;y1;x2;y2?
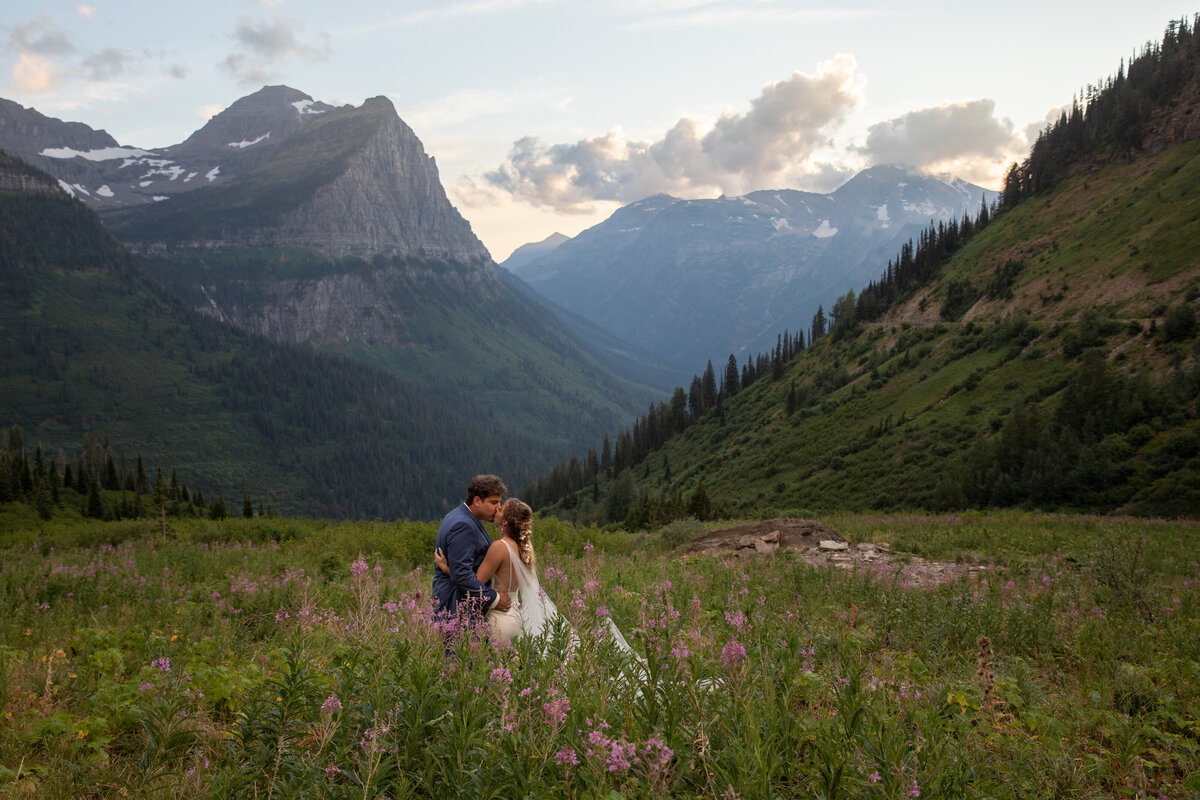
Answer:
433;474;512;627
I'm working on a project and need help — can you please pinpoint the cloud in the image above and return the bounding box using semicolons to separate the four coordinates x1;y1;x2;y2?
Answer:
11;52;62;93
7;15;75;56
78;6;95;19
220;14;330;85
459;56;865;212
857;99;1024;178
5;16;73;93
82;47;132;81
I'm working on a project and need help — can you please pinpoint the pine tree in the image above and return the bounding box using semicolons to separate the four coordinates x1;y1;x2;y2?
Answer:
687;482;712;520
701;361;717;411
724;355;740;397
811;305;827;342
85;478;104;519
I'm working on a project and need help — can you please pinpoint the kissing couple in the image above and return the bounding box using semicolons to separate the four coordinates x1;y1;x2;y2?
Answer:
432;474;635;655
432;474;554;647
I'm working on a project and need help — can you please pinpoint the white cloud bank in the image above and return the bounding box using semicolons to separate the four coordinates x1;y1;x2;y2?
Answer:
458;56;867;212
461;61;1026;212
855;99;1024;186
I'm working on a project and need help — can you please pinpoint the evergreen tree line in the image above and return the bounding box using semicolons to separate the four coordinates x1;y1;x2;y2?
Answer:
937;351;1200;515
523;329;808;514
852;198;997;326
0;425;270;522
1001;15;1200;205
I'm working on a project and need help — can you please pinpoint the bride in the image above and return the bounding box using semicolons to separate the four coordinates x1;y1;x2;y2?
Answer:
435;498;632;652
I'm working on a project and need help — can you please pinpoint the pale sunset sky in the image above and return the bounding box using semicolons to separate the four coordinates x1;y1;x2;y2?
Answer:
2;1;1191;259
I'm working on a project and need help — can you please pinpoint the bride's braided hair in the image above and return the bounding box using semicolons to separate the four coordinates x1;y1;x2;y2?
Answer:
501;498;535;569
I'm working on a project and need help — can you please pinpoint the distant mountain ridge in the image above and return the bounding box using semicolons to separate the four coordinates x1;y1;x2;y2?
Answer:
507;165;996;374
500;232;569;273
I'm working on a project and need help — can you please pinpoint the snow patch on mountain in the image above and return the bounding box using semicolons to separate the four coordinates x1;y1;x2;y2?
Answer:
140;163;186;181
902;200;939;216
57;180;74;196
206;167;220;181
229;133;270;149
292;100;324;115
41;146;154;161
812;220;838;238
96;185;113;197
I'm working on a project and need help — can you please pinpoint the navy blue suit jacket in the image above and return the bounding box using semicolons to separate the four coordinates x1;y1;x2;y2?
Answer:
433;503;498;616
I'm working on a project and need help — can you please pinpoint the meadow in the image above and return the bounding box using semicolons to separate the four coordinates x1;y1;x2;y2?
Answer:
0;509;1197;799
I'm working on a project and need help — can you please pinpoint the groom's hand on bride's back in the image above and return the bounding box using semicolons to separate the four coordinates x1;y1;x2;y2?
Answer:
494;591;512;612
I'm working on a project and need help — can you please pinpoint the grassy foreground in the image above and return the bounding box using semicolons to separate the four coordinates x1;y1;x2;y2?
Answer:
0;511;1197;798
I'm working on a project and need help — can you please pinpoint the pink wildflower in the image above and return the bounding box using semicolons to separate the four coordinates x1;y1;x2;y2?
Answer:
556;747;579;769
721;639;746;669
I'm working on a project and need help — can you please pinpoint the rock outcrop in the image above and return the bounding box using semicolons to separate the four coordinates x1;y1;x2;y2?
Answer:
266;97;489;262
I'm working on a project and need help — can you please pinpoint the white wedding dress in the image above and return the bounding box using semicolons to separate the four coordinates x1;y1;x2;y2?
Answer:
504;542;635;656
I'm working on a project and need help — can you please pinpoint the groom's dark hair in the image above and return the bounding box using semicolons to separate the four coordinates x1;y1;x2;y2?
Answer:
466;474;507;503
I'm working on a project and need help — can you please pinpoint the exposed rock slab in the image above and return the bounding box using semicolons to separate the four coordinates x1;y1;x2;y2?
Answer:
687;517;991;589
688;518;843;553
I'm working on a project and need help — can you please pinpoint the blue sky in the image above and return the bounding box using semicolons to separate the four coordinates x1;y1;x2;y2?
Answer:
2;1;1190;259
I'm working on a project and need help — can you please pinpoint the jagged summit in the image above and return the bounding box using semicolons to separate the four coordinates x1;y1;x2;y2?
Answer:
0;87;489;262
168;85;339;167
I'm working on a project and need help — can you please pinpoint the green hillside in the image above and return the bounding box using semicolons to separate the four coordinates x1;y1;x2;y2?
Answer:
0;181;564;519
134;245;662;459
527;53;1200;523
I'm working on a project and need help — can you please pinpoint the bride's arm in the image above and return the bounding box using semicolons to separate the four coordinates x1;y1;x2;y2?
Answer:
434;540;505;584
474;540;506;584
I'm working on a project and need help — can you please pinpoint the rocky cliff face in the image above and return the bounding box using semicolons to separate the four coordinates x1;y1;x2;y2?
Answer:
0;159;67;196
193;259;499;346
267;97;490;262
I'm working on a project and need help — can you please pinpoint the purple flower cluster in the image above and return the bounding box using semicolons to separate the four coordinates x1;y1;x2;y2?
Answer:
543;692;570;725
721;639;747;670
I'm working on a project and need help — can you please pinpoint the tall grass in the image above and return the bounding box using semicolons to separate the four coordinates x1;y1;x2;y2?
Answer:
0;512;1196;798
